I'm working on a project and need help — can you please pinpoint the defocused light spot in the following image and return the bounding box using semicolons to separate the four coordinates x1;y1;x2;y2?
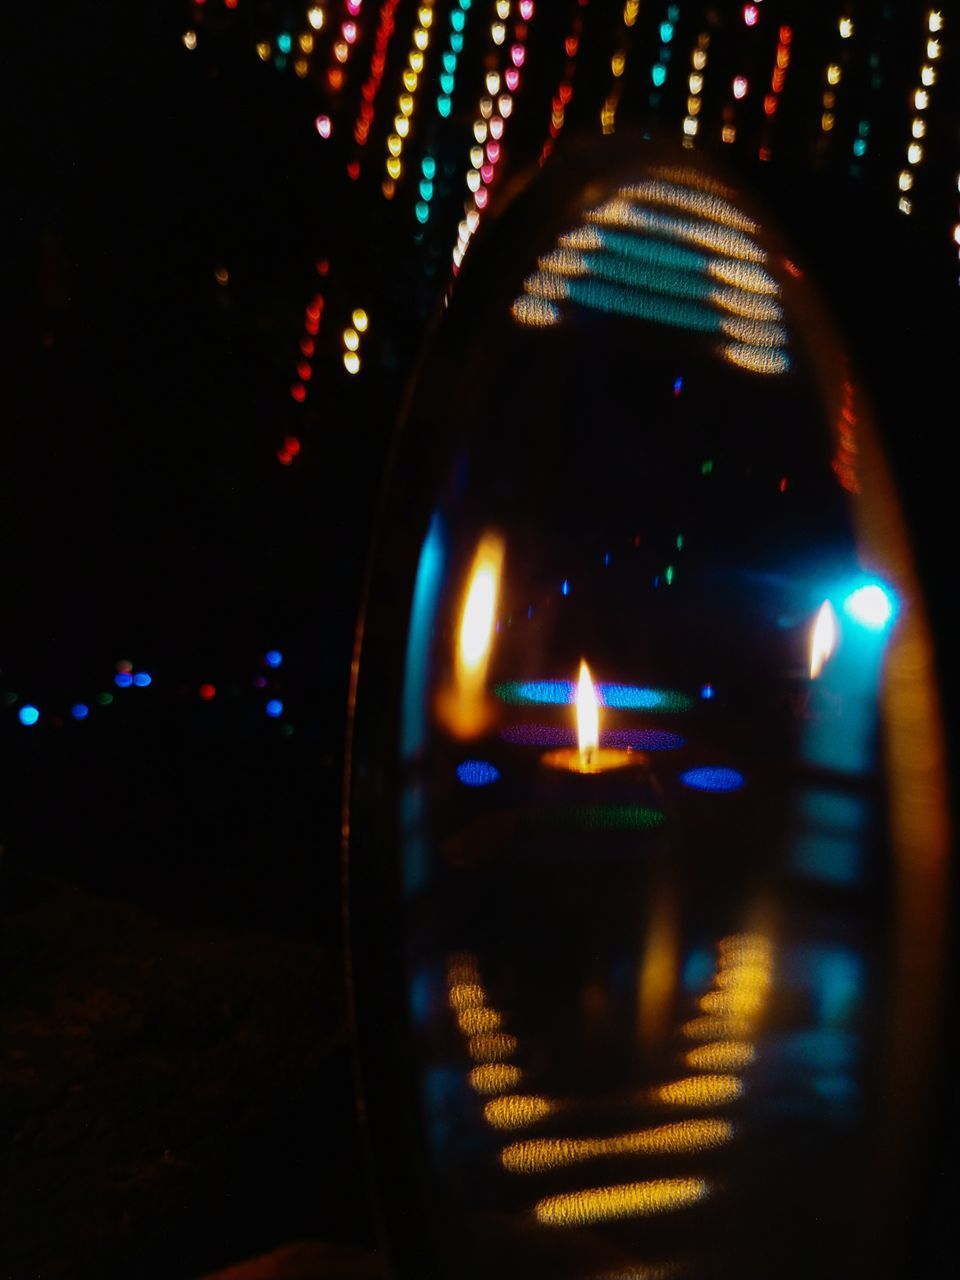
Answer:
484;1095;557;1130
133;672;151;687
535;1177;707;1227
71;704;90;720
458;1006;502;1035
470;1064;522;1094
266;699;284;717
19;705;40;726
652;1075;742;1106
810;600;838;678
265;650;283;668
685;1041;755;1071
680;766;744;793
495;681;691;712
469;1032;518;1061
843;583;895;630
115;673;133;688
457;759;501;786
503;1118;731;1174
199;683;216;701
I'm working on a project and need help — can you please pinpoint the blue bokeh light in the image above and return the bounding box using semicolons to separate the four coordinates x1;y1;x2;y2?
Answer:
700;683;714;700
495;680;691;712
561;578;570;596
843;583;896;630
456;760;501;787
266;699;284;718
680;766;744;793
265;649;283;668
114;672;133;688
71;703;90;720
133;672;151;687
19;705;40;726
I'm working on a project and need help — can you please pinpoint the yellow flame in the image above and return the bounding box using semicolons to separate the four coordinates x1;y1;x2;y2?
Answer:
484;1094;557;1130
577;660;600;757
457;534;503;684
535;1177;708;1227
810;600;837;679
502;1118;732;1174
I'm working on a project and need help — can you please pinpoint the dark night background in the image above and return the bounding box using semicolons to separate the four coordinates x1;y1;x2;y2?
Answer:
4;1;959;1276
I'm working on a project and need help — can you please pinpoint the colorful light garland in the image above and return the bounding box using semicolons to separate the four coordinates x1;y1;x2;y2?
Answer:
897;11;944;214
541;0;589;165
682;31;710;146
350;0;401;170
382;2;437;199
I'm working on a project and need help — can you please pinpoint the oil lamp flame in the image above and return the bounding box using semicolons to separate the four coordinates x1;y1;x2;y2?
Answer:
576;660;600;761
809;600;837;679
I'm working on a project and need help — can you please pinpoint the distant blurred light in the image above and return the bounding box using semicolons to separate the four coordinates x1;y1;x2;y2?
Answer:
133;672;151;687
183;30;197;51
199;683;216;701
839;17;854;38
809;601;838;679
265;650;283;668
71;704;90;720
352;308;369;332
680;766;744;793
744;6;759;27
457;760;501;787
266;699;284;718
673;376;683;395
561;578;570;596
733;75;749;99
308;7;325;31
843;584;895;630
116;659;133;674
19;705;40;726
315;115;332;138
96;692;113;706
652;64;667;88
277;32;293;53
700;683;714;700
115;672;133;688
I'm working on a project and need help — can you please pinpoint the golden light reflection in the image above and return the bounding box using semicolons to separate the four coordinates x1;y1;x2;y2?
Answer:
535;1177;708;1227
458;1006;502;1035
484;1094;558;1130
810;600;838;679
620;180;758;234
438;532;505;738
468;1031;518;1062
502;1118;733;1174
681;1014;752;1040
685;1040;755;1072
470;1063;522;1095
651;1074;743;1107
449;982;485;1011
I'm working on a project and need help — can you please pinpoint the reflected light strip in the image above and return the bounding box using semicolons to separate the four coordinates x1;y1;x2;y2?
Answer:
650;1074;743;1106
469;1031;517;1061
588;200;767;263
618;180;758;233
495;681;693;711
723;343;791;375
535;1177;708;1227
810;600;838;679
501;725;685;750
502;1117;733;1174
681;1014;753;1040
685;1041;755;1071
533;806;666;833
484;1094;558;1130
470;1063;522;1094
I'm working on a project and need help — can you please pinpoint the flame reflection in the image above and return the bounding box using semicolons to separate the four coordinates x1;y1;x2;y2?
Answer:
534;1177;708;1228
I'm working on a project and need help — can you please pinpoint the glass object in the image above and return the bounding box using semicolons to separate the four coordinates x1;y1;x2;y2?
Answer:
345;147;949;1280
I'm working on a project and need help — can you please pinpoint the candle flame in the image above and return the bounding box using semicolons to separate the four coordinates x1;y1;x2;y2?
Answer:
577;660;600;757
809;600;837;679
456;534;504;691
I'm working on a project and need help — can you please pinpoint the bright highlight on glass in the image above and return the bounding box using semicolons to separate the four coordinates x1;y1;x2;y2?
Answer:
809;600;838;678
843;583;895;630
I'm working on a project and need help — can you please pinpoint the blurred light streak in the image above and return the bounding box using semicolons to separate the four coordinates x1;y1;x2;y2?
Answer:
456;759;501;786
502;1118;732;1174
495;681;692;712
810;600;838;678
500;725;684;750
685;1041;755;1071
484;1094;557;1129
651;1075;743;1106
469;1032;518;1061
535;1177;707;1227
679;766;744;792
470;1063;522;1094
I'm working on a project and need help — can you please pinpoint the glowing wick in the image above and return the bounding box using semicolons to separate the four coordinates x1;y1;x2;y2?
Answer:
577;659;599;766
809;600;837;679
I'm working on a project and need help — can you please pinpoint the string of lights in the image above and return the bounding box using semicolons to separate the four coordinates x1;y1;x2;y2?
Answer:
897;9;943;215
350;0;401;170
382;2;437;199
601;0;641;136
541;0;590;165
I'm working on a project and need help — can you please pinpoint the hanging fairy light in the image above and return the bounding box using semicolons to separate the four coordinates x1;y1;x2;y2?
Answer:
682;32;710;145
290;261;329;407
435;0;475;123
897;11;944;215
452;3;536;277
601;0;640;136
342;307;370;374
541;0;590;165
382;2;437;199
325;1;365;92
350;0;401;171
649;5;681;110
756;23;793;160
